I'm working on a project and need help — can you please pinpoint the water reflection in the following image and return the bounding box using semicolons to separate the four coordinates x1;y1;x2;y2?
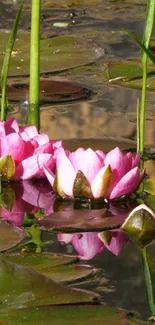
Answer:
58;230;129;260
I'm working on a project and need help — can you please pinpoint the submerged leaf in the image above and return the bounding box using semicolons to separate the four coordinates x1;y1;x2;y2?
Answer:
121;204;155;247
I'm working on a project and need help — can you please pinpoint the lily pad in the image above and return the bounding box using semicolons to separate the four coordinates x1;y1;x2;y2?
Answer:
0;221;24;251
3;253;94;284
0;33;104;77
1;80;91;103
0;305;146;325
104;60;155;90
0;259;97;310
3;252;78;271
63;138;136;152
38;208;127;232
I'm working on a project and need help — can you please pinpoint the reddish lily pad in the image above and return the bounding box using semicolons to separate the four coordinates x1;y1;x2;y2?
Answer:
0;304;146;325
104;60;155;90
0;33;104;77
0;221;24;251
38;208;127;232
1;80;91;103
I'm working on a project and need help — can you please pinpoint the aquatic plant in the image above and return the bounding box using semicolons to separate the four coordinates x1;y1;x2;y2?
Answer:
43;147;143;200
28;0;41;130
0;1;23;121
0;118;61;180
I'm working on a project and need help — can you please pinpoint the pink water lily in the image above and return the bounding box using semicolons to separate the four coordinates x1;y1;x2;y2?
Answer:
0;118;62;180
44;147;143;200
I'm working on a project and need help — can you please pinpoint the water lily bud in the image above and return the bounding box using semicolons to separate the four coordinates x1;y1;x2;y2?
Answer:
121;204;155;247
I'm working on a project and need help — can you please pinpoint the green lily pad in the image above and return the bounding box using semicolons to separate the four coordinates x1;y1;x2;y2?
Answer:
0;32;104;77
0;221;24;251
0;259;97;310
104;60;155;90
41;264;94;283
3;252;78;271
3;253;95;284
0;305;146;325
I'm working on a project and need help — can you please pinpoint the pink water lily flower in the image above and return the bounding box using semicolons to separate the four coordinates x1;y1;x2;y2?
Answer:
44;147;143;200
0;118;62;180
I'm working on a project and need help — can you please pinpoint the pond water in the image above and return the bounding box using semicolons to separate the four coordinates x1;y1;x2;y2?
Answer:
0;1;155;324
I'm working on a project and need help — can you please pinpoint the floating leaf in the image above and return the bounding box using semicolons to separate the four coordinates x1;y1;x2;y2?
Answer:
39;208;127;232
4;252;77;271
104;60;155;89
121;204;155;247
0;304;146;325
0;221;24;251
0;34;104;77
0;259;97;310
2;252;93;284
0;80;91;104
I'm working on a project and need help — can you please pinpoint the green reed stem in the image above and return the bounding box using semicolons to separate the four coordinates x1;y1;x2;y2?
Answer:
0;1;23;121
136;98;140;153
141;247;155;315
27;0;40;130
139;0;155;155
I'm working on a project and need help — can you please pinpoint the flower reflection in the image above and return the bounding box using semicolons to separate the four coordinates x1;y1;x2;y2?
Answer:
57;230;129;260
0;181;57;227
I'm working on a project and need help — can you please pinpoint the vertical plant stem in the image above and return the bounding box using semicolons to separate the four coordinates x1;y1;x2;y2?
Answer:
141;247;155;315
1;1;23;121
136;98;140;153
139;0;155;155
28;0;40;130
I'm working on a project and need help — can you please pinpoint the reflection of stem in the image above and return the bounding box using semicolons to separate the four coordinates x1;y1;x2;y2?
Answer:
141;247;155;315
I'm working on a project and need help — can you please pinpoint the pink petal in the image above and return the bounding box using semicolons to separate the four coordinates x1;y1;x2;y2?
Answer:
51;140;62;150
22;180;56;212
98;230;127;256
109;167;142;200
95;150;106;161
14;154;54;180
33;134;49;146
72;232;105;260
56;147;68;168
57;233;73;244
43;165;55;187
57;156;76;196
123;152;133;173
5;118;19;134
104;147;125;183
19;125;38;139
91;165;111;198
1;133;26;164
132;152;140;168
34;142;53;155
78;148;103;184
69;148;85;172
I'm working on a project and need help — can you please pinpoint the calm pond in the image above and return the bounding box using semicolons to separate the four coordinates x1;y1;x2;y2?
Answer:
0;1;155;324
